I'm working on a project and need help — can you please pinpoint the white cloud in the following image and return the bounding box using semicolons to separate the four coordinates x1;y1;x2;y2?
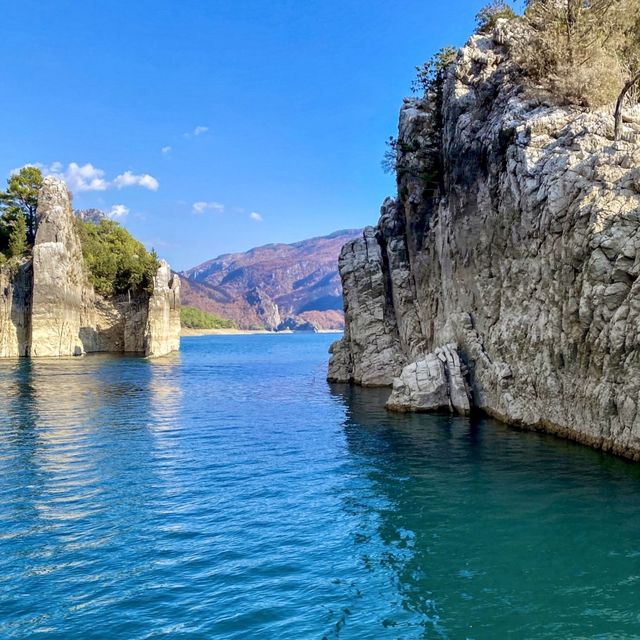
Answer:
28;162;108;192
65;163;110;192
113;171;159;191
17;162;159;193
184;125;209;139
249;211;263;222
161;146;172;154
192;201;224;214
108;204;129;219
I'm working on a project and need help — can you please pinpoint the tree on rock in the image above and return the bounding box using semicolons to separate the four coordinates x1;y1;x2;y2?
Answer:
8;212;27;258
475;0;516;34
0;166;43;246
521;0;640;113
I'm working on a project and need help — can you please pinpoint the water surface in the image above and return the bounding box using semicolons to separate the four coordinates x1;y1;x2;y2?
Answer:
1;334;639;639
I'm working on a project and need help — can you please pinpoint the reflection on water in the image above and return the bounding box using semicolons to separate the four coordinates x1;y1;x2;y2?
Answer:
329;382;640;639
1;336;640;639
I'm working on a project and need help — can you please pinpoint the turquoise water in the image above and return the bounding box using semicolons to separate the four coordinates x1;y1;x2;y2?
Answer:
1;335;640;639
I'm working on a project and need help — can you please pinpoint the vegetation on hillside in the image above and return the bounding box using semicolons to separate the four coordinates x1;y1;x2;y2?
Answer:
475;0;516;33
520;0;640;119
77;218;160;296
382;46;456;196
383;0;640;184
0;166;43;260
180;305;236;329
0;168;160;295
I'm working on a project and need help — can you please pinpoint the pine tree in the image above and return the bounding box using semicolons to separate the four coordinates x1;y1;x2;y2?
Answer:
521;0;640;109
0;166;43;245
8;212;27;258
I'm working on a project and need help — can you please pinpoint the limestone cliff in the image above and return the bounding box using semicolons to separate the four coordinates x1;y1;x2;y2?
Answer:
145;261;181;357
0;262;31;357
0;177;181;358
329;22;640;459
31;177;90;356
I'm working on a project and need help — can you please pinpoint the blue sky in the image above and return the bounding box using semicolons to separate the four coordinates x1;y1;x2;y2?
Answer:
2;0;504;270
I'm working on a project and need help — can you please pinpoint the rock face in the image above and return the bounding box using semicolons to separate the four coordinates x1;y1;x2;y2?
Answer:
0;177;181;358
31;178;89;357
246;287;281;331
0;262;31;357
145;261;181;357
386;345;471;414
329;22;640;459
276;316;319;332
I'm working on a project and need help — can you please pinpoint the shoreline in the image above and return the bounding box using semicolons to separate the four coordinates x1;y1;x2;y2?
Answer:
181;328;343;337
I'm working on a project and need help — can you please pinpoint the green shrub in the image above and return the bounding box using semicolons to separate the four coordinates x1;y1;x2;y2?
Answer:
476;1;516;34
385;46;457;195
0;166;42;246
519;0;640;108
8;212;27;258
76;218;160;296
180;306;236;329
381;136;398;174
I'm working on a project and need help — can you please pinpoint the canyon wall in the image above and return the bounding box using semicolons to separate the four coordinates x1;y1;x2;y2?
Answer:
329;23;640;459
0;177;181;358
0;262;31;357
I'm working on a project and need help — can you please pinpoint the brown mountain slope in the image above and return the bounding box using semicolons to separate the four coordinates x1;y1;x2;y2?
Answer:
181;229;361;330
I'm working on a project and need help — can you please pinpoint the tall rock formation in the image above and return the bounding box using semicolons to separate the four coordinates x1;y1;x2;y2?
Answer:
0;177;181;358
30;177;89;356
0;262;31;357
329;21;640;459
145;260;181;357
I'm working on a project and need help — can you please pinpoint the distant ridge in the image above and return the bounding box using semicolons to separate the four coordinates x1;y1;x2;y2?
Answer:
181;228;361;330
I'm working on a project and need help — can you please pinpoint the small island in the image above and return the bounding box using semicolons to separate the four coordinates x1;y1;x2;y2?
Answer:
0;169;180;358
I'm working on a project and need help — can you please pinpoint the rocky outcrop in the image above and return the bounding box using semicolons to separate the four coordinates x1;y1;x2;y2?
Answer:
246;287;281;330
31;178;89;357
327;226;406;386
329;22;640;459
0;262;31;357
145;261;181;357
276;316;319;332
0;177;181;358
386;344;471;414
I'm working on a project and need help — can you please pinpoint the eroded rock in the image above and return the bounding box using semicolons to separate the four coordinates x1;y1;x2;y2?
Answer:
329;23;640;459
0;177;181;358
386;344;471;414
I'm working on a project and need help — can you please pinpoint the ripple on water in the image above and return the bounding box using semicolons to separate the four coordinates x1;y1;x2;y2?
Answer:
1;336;640;639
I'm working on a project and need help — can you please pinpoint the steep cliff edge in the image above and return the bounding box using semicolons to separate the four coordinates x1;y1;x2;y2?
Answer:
0;262;31;357
329;23;640;459
0;177;181;358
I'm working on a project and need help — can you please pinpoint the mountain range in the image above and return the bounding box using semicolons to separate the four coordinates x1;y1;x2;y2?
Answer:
180;229;361;330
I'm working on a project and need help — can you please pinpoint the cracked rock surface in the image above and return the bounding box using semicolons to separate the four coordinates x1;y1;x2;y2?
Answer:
386;344;471;414
328;22;640;459
1;177;181;358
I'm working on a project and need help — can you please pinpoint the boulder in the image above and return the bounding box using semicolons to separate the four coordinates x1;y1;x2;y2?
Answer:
386;345;471;415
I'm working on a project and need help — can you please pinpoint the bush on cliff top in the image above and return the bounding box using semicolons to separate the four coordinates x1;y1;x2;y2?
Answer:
519;0;640;109
0;166;42;258
382;46;456;196
475;1;516;33
76;218;160;296
180;306;236;330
